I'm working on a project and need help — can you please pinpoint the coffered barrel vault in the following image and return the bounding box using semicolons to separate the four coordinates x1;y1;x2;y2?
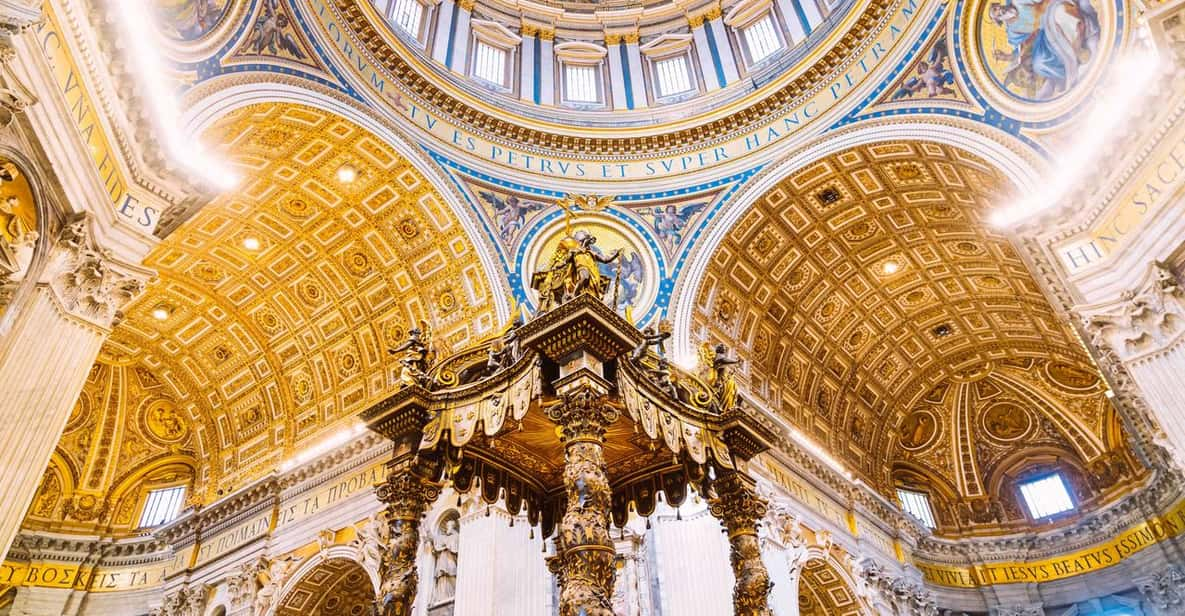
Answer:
690;141;1142;534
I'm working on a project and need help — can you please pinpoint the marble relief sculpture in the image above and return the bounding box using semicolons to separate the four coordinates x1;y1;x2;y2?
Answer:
431;517;459;603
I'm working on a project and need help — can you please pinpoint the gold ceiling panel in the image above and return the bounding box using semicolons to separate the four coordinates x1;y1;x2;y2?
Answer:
691;142;1120;494
275;557;374;616
98;102;498;498
24;362;197;533
797;557;863;616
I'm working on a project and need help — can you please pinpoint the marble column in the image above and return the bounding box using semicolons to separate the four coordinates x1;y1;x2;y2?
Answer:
1077;262;1185;467
538;29;555;105
708;472;773;616
623;35;647;109
651;507;732;615
604;35;630;110
454;506;550;616
0;215;152;562
689;15;721;90
545;388;619;616
705;11;739;85
375;468;441;616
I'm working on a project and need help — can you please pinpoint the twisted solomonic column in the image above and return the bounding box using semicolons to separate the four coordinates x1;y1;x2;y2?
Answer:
374;469;441;616
546;388;621;616
710;471;773;616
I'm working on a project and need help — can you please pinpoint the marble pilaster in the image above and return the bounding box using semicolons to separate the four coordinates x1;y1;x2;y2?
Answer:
431;0;456;64
0;215;152;562
1078;261;1185;464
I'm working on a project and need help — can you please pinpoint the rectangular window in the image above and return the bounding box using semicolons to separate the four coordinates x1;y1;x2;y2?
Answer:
896;488;936;529
565;64;600;103
389;0;423;37
473;41;508;87
1018;473;1075;519
654;56;694;97
138;486;186;528
743;15;782;64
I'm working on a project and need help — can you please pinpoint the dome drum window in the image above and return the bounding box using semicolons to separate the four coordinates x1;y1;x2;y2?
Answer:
640;34;700;102
725;0;787;68
1018;472;1076;520
555;42;609;107
377;0;431;42
469;20;521;91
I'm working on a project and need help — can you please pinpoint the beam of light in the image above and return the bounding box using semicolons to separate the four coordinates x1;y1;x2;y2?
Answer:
279;422;368;472
115;0;239;189
990;48;1162;228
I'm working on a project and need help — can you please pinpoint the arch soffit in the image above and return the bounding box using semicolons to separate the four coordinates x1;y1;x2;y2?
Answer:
669;119;1045;361
271;550;378;616
102;99;502;497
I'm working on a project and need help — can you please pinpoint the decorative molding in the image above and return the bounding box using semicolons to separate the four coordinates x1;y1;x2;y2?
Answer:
851;557;938;616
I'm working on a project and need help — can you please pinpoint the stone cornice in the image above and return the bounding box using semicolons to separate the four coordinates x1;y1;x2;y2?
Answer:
1020;65;1185;245
913;468;1182;564
45;0;212;222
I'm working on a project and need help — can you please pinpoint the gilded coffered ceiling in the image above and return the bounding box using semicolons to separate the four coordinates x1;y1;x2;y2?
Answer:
90;102;499;500
797;557;863;616
690;141;1141;530
276;558;374;616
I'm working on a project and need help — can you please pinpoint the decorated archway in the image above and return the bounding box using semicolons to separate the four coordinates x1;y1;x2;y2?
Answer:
274;556;376;616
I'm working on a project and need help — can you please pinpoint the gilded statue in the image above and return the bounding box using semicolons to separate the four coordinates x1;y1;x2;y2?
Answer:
531;195;627;312
390;321;432;388
532;230;621;311
700;343;740;411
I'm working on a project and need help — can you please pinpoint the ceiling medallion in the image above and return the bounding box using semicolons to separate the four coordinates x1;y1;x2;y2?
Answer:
899;409;939;451
982;402;1032;442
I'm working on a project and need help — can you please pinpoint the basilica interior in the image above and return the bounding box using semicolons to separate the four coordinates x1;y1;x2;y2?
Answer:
0;0;1183;614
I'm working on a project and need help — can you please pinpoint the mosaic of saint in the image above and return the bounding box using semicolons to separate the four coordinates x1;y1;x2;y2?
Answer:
899;410;938;450
977;0;1103;101
156;0;230;40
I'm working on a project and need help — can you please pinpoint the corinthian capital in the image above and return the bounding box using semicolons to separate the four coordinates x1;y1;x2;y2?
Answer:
0;0;40;37
1136;564;1185;616
1078;261;1185;360
852;557;938;616
45;215;154;329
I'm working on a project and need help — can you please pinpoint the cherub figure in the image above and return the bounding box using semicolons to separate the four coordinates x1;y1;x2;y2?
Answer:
631;321;672;361
244;0;306;59
892;36;955;100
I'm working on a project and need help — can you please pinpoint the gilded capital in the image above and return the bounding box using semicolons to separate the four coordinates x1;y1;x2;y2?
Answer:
545;387;619;442
538;28;555;42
